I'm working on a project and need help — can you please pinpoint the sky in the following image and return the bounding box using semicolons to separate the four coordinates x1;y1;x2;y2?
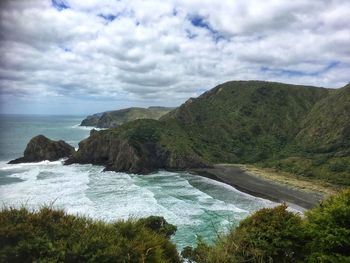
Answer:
0;0;349;115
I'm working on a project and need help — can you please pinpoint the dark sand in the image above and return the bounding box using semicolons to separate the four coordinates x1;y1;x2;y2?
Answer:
190;164;325;210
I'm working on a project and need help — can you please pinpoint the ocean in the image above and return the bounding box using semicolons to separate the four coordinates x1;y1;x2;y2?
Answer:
0;114;275;249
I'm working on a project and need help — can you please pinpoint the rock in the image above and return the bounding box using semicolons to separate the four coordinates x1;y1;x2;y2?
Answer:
8;135;75;164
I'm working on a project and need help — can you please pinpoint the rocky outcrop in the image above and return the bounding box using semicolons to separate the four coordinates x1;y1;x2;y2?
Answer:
65;129;208;174
8;135;75;164
80;113;103;127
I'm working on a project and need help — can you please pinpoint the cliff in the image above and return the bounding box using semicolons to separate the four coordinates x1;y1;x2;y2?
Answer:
66;122;208;173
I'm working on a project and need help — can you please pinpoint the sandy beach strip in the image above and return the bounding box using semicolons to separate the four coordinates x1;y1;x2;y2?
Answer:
190;164;325;210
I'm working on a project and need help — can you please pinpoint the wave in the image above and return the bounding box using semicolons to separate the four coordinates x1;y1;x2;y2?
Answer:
70;124;107;131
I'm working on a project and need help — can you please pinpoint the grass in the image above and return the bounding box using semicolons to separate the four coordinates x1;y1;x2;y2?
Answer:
259;156;350;187
235;163;339;196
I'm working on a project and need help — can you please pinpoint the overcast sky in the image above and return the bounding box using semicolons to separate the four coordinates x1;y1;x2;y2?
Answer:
0;0;349;115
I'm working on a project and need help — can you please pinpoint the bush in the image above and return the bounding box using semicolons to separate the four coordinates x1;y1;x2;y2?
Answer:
223;204;305;262
137;215;177;238
183;190;350;263
184;205;305;263
0;207;180;263
304;189;350;262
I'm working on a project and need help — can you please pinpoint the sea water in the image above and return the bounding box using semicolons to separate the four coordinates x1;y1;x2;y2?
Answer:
0;114;275;249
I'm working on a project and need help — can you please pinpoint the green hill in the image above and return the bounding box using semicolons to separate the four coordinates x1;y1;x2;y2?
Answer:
68;81;350;186
296;83;350;154
262;83;350;185
80;106;174;128
161;81;329;163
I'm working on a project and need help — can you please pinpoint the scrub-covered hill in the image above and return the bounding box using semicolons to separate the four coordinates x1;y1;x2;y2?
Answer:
262;83;350;185
80;106;174;128
16;80;349;186
161;81;329;163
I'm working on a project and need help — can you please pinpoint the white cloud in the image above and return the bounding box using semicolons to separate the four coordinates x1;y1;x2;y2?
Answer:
0;0;349;114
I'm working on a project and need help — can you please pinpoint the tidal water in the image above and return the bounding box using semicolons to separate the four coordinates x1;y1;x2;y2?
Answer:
0;114;275;249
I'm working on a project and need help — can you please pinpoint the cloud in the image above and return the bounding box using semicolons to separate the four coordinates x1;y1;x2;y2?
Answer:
0;0;349;114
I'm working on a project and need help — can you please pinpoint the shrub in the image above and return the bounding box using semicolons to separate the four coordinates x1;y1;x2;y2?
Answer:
184;205;305;263
304;189;350;262
184;190;350;263
0;207;180;263
224;204;305;262
137;215;177;238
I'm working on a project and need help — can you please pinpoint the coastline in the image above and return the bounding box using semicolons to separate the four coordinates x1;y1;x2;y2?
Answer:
189;164;325;210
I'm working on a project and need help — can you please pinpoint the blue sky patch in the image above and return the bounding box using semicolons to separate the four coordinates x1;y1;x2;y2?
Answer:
261;61;340;77
189;15;226;43
52;0;70;11
98;14;118;23
190;15;210;30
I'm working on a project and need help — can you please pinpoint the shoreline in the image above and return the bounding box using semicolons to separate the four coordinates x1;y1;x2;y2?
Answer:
3;157;325;210
189;164;325;210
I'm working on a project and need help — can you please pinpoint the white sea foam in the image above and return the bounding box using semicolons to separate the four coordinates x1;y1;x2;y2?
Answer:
0;162;278;249
70;124;107;131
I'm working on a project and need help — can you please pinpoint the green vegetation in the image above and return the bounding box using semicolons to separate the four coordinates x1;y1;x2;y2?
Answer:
73;81;350;185
183;189;350;263
1;190;349;262
258;156;350;186
296;84;350;154
162;81;329;163
81;106;174;128
0;207;180;263
304;189;350;262
107;119;204;164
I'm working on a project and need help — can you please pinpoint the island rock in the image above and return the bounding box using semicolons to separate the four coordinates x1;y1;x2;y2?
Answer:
8;135;75;164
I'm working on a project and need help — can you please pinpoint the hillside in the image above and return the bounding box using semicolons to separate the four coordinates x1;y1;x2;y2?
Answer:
261;83;350;185
66;80;349;185
161;81;329;163
296;83;350;154
80;106;174;128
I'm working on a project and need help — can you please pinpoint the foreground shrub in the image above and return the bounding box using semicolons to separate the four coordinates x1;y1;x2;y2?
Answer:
183;204;305;263
304;189;350;262
184;189;350;262
227;204;305;262
0;207;180;263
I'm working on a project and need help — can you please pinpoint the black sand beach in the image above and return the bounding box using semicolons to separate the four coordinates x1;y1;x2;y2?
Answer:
190;164;325;210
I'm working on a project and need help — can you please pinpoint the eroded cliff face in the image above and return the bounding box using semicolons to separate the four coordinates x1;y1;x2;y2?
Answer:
9;135;75;164
65;129;208;174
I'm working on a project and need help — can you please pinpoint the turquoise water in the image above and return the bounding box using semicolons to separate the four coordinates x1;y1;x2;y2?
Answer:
0;114;275;249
